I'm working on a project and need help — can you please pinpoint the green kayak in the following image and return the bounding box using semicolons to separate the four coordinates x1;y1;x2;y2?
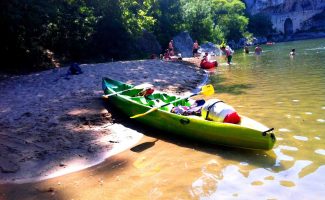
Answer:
102;77;276;150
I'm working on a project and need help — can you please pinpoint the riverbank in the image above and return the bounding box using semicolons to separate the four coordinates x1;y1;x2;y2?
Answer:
0;59;205;184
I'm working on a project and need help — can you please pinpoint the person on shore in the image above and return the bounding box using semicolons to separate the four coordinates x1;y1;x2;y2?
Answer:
244;45;249;54
220;46;233;65
290;49;296;56
200;52;208;63
67;62;82;75
192;40;200;57
163;49;171;60
168;40;174;56
255;44;263;55
150;54;157;59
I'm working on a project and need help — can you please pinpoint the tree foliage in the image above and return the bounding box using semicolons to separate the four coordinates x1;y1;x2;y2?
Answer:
1;0;252;73
152;0;184;47
1;0;98;73
180;0;248;44
181;0;213;43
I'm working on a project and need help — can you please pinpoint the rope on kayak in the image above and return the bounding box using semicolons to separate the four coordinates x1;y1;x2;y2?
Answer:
205;100;224;120
262;128;276;142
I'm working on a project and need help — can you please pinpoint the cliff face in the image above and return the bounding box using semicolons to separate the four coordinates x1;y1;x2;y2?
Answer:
244;0;325;14
244;0;325;34
244;0;283;14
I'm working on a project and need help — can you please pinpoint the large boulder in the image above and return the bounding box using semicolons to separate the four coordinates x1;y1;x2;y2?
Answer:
173;31;194;58
135;30;162;56
199;42;222;56
172;32;222;57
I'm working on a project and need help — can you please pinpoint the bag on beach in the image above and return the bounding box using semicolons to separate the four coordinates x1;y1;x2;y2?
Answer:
67;63;82;75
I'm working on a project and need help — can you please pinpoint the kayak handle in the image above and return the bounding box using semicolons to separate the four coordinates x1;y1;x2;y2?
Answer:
180;118;190;125
262;128;274;136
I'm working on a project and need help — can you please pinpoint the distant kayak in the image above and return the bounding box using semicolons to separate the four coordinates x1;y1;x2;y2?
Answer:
102;77;276;150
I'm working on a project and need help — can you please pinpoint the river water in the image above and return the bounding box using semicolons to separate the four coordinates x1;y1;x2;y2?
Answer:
123;38;325;199
200;38;325;199
4;39;324;200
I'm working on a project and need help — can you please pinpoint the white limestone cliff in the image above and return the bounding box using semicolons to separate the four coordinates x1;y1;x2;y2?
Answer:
243;0;325;34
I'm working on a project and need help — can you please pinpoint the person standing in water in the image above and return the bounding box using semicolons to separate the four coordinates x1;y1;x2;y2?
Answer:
220;46;233;65
255;44;263;55
290;49;296;56
244;45;249;54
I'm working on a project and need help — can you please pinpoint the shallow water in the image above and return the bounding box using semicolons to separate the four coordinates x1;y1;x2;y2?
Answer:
203;38;325;199
3;39;325;200
123;39;325;199
86;38;324;199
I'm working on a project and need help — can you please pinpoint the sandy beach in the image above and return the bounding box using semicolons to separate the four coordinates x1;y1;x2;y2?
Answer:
0;58;206;184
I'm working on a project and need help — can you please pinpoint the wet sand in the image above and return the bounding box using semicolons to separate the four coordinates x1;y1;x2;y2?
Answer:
0;58;205;184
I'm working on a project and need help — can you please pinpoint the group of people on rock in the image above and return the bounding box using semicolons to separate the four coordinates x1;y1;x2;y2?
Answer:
161;39;183;60
161;40;175;60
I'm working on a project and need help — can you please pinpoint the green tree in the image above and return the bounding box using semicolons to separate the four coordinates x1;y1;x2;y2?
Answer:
180;0;248;44
210;0;248;42
119;0;158;36
0;0;251;74
90;0;159;60
181;0;214;43
46;0;97;59
0;0;98;72
152;0;184;47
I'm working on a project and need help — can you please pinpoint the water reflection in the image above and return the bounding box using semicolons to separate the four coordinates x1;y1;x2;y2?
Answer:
191;160;325;199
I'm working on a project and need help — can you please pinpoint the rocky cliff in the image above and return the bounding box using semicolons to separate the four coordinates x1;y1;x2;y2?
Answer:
244;0;325;14
243;0;325;35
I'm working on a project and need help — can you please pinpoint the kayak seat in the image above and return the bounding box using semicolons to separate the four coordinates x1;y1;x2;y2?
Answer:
116;85;130;91
147;93;175;103
130;96;148;104
124;89;143;96
130;97;155;107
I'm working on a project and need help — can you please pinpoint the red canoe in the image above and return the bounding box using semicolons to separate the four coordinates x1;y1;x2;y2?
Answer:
200;60;217;69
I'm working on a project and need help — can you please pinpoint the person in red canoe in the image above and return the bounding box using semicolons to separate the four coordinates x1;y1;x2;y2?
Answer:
200;52;218;69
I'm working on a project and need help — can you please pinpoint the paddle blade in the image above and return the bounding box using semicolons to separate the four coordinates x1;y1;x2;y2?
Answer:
201;84;214;96
130;107;158;119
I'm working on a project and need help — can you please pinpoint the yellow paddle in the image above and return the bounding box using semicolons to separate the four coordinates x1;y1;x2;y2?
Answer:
102;83;153;99
130;84;214;119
